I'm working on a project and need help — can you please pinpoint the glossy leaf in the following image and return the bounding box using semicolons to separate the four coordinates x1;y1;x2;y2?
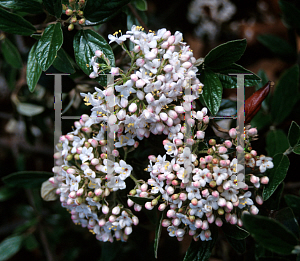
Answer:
0;7;36;35
0;0;43;14
83;0;131;23
52;48;76;74
26;42;42;93
225;235;246;254
0;186;16;202
293;145;300;154
288;121;300;148
199;69;223;115
242;214;298;255
154;210;165;258
24;234;39;251
183;226;218;261
284;195;300;218
2;171;53;188
204;39;247;69
0;235;23;261
128;195;152;205
257;34;296;61
217;73;260;89
133;0;147;11
274;207;300;238
35;23;63;71
73;29;115;77
221;222;249;239
264;182;284;211
263;153;290;200
216;63;261;80
279;0;300;29
42;0;62;18
271;65;300;125
266;129;289;157
1;38;22;69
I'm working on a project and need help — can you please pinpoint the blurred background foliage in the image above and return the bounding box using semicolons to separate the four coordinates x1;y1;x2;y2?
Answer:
0;0;300;260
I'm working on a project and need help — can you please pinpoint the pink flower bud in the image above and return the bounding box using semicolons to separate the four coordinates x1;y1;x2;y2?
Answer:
207;214;215;223
124;226;132;235
167;209;176;218
167;186;175;195
201;220;209;230
182;62;192;69
145;93;154;103
203;116;209;124
168;110;178;119
173;163;180;171
134;204;142;212
133;45;140;53
129;103;137;113
218;146;227;154
192;181;200;188
180;54;190;62
158;203;167;211
237;218;243;227
110;67;119;75
218;198;226;207
250;150;257;157
196;131;205;139
76;188;84;196
229;128;237;138
215;217;223;227
164;65;173;73
120;97;128;108
179;193;187;201
225;213;232;222
167;35;175;45
102;205;109;214
202;189;209;197
130;74;138;82
139;192;148;198
95;50;103;57
159;112;168;121
145;201;154;210
212;191;219;198
163;30;171;39
91;158;99;165
136;79;145;88
250;205;259;215
250;175;259;184
136;58;145;67
224;140;232;148
69;191;76;199
172;218;181;226
226;201;233;211
248;128;258;136
95;188;103;196
161;41;169;49
162;219;171;227
137;90;145;100
230;214;237;225
256;195;263;205
145;52;156;60
195;219;202;228
261;176;269;184
132;216;139;225
186;138;195;145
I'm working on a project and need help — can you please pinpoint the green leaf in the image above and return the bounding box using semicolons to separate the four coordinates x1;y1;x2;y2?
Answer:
266;129;289;157
73;29;115;78
217;73;260;89
35;23;63;71
42;0;62;18
0;7;36;35
263;154;290;200
242;214;298;255
257;34;296;61
154;210;165;258
285;195;300;218
0;0;43;14
279;0;300;29
183;226;218;261
24;234;39;251
199;69;223;115
14;219;38;234
288;121;300;148
2;171;53;188
259;258;290;261
133;0;147;11
1;38;22;69
264;182;284;211
0;235;23;261
0;186;16;201
271;65;300;125
83;0;131;23
26;42;42;93
225;235;246;254
293;145;300;154
52;48;76;74
128;195;152;205
221;222;249;239
274;207;300;238
216;63;261;81
204;39;247;70
251;110;272;131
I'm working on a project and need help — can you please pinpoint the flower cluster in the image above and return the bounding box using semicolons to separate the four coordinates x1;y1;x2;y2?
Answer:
129;123;272;241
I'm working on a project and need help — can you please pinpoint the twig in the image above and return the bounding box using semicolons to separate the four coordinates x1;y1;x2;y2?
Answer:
210;119;229;133
127;3;149;32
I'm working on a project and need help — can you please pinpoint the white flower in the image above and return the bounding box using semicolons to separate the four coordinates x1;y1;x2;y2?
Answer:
186;185;201;200
256;156;274;173
115;160;133;180
115;133;135;148
108;33;129;44
212;166;228;185
107;176;126;190
221;188;239;202
167;226;177;237
238;191;254;209
230;173;246;189
67;174;81;191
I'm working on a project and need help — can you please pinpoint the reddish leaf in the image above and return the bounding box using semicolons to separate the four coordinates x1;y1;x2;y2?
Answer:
238;81;271;124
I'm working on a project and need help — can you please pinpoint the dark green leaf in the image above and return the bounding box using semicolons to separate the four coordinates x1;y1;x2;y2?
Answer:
154;210;165;258
257;34;296;61
0;235;23;261
266;129;289;157
285;195;300;218
2;171;53;188
251;110;272;131
83;0;130;23
271;65;300;125
24;234;39;251
0;186;16;201
14;219;38;234
263;154;290;200
42;0;62;18
225;235;246;254
73;29;115;78
279;0;300;29
274;207;300;238
1;38;22;69
0;7;36;35
26;42;42;92
221;222;249;239
128;195;152;205
204;39;247;70
217;73;260;89
133;0;147;11
199;69;223;115
288;121;300;148
0;0;43;14
53;48;76;74
183;225;218;261
259;258;290;261
242;214;298;255
35;23;63;71
293;145;300;154
264;182;284;211
216;63;261;80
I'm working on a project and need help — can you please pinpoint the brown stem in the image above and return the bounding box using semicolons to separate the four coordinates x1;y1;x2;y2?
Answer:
127;3;149;32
